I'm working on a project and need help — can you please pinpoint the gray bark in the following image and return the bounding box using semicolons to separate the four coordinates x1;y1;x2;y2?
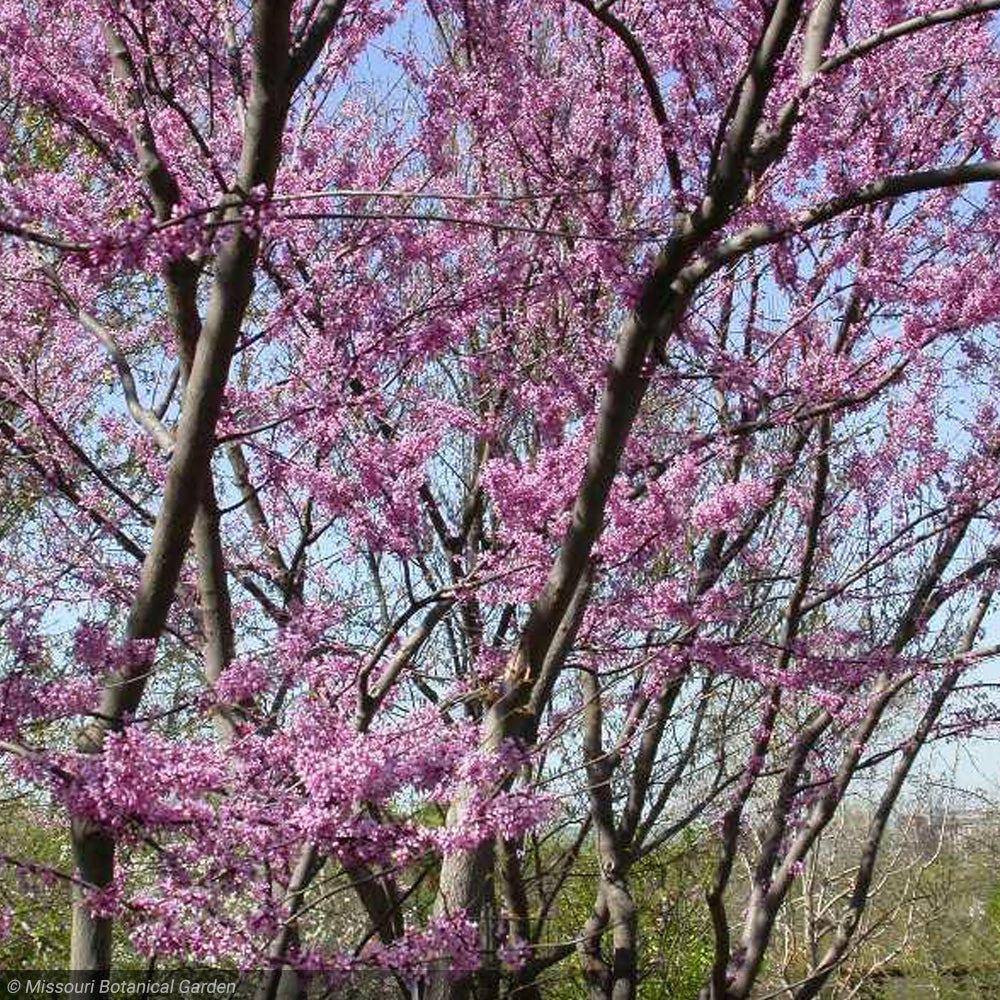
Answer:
70;0;296;969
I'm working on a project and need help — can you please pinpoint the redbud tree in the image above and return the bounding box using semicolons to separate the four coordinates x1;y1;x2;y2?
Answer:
3;2;1000;999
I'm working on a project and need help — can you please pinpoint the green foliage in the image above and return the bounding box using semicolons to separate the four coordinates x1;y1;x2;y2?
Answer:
856;835;1000;1000
987;876;1000;958
0;804;156;970
632;839;714;1000
0;804;72;969
537;832;713;1000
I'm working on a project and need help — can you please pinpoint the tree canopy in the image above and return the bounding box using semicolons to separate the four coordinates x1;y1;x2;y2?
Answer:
3;2;1000;999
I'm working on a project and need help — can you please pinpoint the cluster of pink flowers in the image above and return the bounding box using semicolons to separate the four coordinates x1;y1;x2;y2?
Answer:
73;623;155;677
691;480;772;533
62;729;226;833
369;913;480;981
